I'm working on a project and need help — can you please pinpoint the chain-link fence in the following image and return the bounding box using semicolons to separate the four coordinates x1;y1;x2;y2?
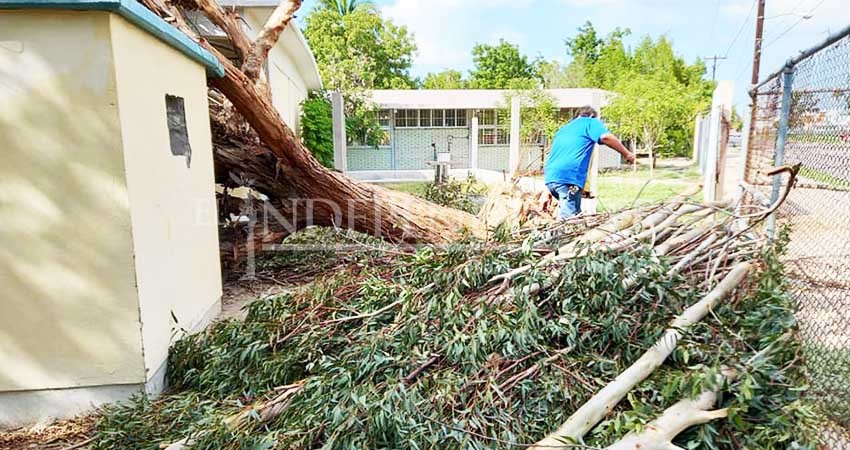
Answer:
743;25;850;448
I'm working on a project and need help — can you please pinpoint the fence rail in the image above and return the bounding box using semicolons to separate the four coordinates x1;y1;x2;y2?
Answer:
743;24;850;448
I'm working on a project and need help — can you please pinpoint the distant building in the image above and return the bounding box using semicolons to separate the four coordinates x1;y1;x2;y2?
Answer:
343;88;622;175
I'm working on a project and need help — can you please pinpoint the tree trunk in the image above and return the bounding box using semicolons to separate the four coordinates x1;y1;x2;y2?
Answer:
142;0;484;253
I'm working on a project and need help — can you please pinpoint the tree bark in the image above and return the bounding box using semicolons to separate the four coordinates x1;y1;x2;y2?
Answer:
241;0;302;81
142;0;484;250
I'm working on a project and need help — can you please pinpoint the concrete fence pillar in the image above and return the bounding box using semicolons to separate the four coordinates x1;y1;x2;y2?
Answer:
470;114;479;169
508;97;521;176
703;105;722;203
331;91;347;172
692;113;703;162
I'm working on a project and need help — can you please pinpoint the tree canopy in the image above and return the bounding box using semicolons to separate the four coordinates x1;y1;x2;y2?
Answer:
303;6;417;92
469;39;539;89
421;69;467;89
317;0;374;15
563;22;713;157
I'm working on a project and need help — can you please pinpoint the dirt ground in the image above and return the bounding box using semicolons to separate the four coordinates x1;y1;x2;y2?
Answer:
0;415;96;450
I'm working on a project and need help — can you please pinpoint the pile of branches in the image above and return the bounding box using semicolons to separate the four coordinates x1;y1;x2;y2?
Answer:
93;169;817;450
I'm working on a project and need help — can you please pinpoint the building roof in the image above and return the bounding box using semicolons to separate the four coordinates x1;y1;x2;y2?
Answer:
0;0;225;77
367;88;613;110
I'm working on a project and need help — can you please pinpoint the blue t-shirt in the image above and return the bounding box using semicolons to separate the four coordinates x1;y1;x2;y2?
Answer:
544;117;609;188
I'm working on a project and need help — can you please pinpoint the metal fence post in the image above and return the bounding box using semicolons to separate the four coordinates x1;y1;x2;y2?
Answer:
766;65;795;238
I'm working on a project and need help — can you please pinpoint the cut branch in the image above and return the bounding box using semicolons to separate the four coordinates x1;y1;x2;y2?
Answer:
604;368;737;450
529;262;752;450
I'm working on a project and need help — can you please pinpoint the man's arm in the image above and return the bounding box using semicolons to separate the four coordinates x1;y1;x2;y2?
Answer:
600;133;636;164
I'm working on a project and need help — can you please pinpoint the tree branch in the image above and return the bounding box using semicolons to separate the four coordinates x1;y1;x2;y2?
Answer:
242;0;302;81
193;0;253;64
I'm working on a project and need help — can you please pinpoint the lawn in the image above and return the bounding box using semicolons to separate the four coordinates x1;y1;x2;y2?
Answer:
379;162;702;214
380;182;428;195
595;164;702;212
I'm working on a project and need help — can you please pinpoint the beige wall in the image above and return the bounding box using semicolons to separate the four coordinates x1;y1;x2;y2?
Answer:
241;8;309;136
109;15;222;380
0;11;145;391
0;9;223;396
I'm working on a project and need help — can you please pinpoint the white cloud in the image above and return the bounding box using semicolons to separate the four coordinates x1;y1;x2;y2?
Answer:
720;0;753;18
381;0;534;73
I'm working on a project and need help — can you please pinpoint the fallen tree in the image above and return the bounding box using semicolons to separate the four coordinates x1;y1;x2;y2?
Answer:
139;0;484;252
92;183;816;449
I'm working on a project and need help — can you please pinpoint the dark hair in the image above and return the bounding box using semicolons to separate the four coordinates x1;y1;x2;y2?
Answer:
577;105;598;118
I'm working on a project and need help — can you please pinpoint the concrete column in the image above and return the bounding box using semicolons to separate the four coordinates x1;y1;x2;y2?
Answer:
704;105;722;203
470;114;479;169
692;113;703;162
331;91;347;172
508;97;521;176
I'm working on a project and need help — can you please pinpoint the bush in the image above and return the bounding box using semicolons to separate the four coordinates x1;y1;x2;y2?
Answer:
300;92;334;168
422;175;487;214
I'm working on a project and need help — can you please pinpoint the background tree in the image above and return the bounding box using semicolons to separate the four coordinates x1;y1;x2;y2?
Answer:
302;5;415;153
501;88;560;144
561;22;713;157
566;21;603;65
317;0;373;15
537;59;584;89
421;69;467;89
469;39;539;89
304;7;417;92
603;76;695;172
299;92;334;167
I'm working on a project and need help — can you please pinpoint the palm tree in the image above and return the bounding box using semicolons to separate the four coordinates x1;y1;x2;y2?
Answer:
318;0;374;15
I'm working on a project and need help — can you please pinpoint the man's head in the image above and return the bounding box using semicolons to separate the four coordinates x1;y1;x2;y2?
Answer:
577;105;598;118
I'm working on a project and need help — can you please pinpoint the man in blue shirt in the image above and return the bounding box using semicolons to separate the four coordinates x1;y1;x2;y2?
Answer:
544;106;635;218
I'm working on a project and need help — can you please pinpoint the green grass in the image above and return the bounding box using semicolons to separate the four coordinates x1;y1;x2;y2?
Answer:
799;166;850;189
802;344;850;426
379;165;702;214
596;164;702;212
380;182;428;195
789;132;846;145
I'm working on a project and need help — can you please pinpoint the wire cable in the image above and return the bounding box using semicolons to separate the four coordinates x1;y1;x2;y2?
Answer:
723;0;759;59
762;0;828;49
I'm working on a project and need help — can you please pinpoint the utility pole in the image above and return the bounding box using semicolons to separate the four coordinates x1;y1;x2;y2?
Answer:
751;0;766;86
704;55;727;81
743;0;767;185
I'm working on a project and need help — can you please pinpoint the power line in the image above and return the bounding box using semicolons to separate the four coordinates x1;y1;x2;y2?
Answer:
723;0;759;59
762;0;828;49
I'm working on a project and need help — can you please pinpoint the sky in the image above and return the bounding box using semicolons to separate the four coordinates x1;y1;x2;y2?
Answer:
296;0;849;113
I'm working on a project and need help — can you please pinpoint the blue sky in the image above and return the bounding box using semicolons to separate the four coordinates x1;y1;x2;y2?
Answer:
297;0;849;112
